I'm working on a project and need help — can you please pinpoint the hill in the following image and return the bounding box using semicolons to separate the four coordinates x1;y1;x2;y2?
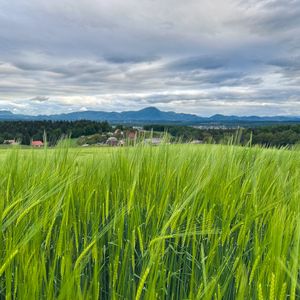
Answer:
1;107;300;123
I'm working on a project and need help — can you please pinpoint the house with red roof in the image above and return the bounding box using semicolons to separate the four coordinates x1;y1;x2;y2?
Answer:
31;140;44;147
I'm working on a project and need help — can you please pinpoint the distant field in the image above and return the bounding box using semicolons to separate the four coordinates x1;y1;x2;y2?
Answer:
1;144;300;299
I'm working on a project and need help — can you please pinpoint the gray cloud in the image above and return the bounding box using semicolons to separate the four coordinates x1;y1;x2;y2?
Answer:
30;96;49;102
168;56;224;71
0;0;299;116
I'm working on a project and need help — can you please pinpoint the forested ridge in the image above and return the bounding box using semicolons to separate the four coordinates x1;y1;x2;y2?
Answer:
0;120;111;145
1;120;300;146
145;124;300;146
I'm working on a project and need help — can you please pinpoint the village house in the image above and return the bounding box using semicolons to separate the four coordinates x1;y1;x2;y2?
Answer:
114;129;124;137
3;139;19;145
118;140;125;147
31;140;44;147
106;137;118;146
126;130;137;140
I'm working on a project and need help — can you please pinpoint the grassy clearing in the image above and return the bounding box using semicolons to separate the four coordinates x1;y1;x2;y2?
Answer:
0;143;300;299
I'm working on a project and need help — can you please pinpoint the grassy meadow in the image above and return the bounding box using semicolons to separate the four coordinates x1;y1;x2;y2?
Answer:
0;143;300;299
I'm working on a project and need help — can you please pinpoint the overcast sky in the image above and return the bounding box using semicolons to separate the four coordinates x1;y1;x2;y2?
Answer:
0;0;300;116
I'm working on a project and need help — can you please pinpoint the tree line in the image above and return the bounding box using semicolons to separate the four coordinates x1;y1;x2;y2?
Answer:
1;120;300;147
144;124;300;146
0;120;111;145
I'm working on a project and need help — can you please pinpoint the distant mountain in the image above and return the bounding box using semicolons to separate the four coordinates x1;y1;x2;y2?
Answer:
0;110;32;120
0;107;300;123
119;107;202;122
208;114;300;122
0;110;13;116
35;107;203;122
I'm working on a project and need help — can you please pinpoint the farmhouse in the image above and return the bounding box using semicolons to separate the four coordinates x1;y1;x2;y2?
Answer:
126;130;137;140
31;140;44;147
3;139;19;145
106;137;118;146
114;129;123;137
118;140;125;146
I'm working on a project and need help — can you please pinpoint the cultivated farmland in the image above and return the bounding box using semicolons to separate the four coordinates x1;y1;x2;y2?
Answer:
0;144;300;299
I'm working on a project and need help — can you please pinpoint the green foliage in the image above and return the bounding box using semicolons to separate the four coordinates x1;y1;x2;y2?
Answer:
144;123;300;146
0;144;300;299
77;133;108;145
0;120;112;145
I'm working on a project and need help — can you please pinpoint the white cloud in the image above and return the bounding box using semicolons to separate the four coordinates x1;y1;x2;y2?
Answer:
0;0;299;115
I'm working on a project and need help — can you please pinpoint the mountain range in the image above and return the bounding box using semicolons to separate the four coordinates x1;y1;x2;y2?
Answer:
1;107;300;123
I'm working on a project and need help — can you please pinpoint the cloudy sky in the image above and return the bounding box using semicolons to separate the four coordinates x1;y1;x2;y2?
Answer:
0;0;300;116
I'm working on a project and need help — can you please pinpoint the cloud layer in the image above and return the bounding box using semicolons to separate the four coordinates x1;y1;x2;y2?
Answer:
0;0;299;116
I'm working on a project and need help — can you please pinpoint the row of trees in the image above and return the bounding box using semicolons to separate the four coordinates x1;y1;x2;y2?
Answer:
0;120;111;145
1;120;300;147
144;124;300;146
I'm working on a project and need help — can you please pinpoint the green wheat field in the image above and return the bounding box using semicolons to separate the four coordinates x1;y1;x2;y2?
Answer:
1;143;300;299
